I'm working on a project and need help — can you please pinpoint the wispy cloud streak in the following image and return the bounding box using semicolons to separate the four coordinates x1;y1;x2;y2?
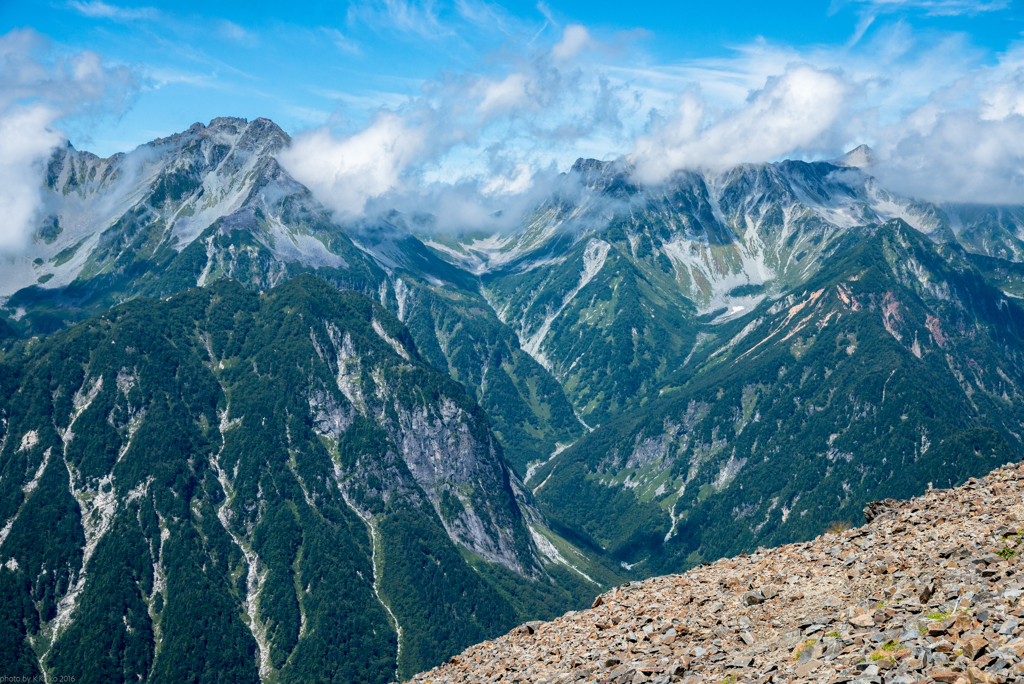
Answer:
66;1;161;22
841;0;1010;17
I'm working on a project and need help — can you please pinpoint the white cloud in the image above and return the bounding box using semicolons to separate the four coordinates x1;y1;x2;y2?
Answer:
0;30;136;113
347;0;452;40
616;25;1024;203
319;28;361;55
873;110;1024;203
551;25;591;62
346;0;541;49
482;162;533;195
281;14;1024;226
982;68;1024;120
867;57;1024;203
145;67;219;90
614;24;982;127
278;111;429;217
631;66;852;181
0;106;64;253
278;22;639;229
477;73;533;118
0;29;137;253
218;21;257;46
455;0;532;37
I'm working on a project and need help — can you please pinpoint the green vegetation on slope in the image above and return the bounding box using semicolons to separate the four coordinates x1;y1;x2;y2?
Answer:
534;221;1024;576
0;276;617;684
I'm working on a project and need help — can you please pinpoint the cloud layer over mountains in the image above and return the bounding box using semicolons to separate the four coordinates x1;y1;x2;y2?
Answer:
278;18;1024;227
3;6;1023;248
631;65;853;182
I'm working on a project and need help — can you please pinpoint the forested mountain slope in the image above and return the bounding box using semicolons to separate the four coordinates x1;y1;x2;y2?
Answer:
448;157;1012;430
6;120;1024;474
527;220;1024;575
0;276;620;684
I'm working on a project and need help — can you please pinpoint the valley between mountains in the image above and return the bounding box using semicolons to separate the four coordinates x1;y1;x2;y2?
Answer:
2;116;1024;683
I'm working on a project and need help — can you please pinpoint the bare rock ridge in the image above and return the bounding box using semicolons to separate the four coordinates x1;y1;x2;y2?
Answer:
407;460;1024;684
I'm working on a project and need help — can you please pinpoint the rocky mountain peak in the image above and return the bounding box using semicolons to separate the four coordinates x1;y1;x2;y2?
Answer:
835;144;875;168
571;158;608;174
208;115;249;129
566;157;635;194
146;115;289;160
410;458;1024;684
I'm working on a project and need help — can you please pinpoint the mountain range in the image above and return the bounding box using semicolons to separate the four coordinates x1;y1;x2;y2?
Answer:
2;116;1023;683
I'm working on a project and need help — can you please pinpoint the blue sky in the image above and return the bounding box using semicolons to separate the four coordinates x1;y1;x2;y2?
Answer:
0;0;1022;243
3;0;1020;155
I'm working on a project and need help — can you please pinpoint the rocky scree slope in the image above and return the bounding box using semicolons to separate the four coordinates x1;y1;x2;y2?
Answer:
0;275;617;684
409;458;1024;684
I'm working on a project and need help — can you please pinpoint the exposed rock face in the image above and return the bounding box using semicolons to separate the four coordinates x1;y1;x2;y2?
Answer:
305;300;538;575
408;459;1024;684
393;400;536;574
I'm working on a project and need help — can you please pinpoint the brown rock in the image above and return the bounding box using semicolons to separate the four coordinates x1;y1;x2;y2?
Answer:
954;614;974;632
966;666;999;684
849;614;875;628
962;635;989;660
795;659;820;677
